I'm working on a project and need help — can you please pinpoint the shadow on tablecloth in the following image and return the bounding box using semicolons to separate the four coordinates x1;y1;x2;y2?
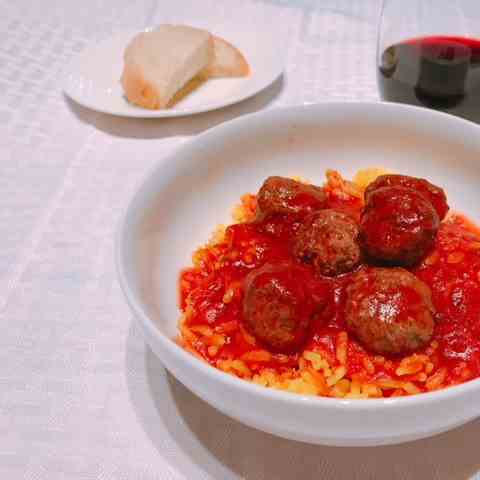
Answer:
64;74;284;140
125;322;480;480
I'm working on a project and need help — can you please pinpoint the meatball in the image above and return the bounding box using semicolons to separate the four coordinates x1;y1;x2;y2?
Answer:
256;176;327;220
293;209;361;277
365;174;449;220
345;267;436;355
360;186;440;266
243;263;326;353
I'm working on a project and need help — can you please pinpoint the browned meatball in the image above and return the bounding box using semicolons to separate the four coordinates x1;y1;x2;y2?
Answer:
243;263;326;353
256;176;327;220
365;174;449;220
360;186;440;266
293;209;361;277
345;267;435;355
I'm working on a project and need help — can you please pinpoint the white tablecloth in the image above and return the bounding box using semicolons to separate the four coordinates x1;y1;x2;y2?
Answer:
2;0;480;478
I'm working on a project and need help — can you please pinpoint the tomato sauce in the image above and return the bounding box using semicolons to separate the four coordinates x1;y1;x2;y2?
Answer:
179;185;480;391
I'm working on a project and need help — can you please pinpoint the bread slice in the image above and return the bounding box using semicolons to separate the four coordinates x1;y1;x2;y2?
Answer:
121;25;214;109
205;36;250;78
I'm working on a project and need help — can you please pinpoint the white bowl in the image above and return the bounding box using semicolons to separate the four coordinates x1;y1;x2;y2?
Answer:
116;101;480;446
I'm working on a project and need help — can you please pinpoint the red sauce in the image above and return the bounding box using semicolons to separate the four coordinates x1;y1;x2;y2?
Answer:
179;185;480;393
414;215;480;381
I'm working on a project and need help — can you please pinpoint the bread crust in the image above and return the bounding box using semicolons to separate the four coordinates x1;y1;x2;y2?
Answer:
121;61;168;109
205;36;250;77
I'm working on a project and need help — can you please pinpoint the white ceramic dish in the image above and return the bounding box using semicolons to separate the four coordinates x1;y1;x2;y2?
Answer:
116;102;480;446
63;25;285;118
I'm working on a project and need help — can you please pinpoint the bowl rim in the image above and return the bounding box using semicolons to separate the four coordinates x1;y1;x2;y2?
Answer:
116;100;480;410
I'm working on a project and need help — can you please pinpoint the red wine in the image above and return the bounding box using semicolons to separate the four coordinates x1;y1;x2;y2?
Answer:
378;36;480;122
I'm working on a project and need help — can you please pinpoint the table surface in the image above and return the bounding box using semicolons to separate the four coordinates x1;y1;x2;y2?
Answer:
2;0;480;478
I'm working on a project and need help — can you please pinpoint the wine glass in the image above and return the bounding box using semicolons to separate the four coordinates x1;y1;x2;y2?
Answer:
377;0;480;123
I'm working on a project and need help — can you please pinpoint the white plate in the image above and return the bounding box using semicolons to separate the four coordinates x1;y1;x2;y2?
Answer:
117;102;480;446
63;25;285;118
